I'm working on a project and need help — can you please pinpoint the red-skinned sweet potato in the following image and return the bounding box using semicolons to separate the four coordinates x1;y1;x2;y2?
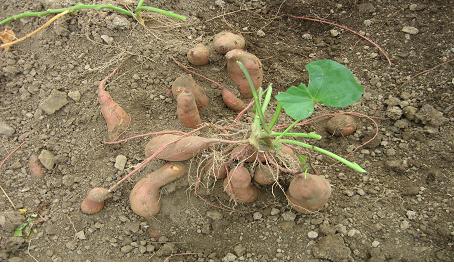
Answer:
226;49;263;98
325;114;357;136
130;163;187;219
287;173;332;214
213;31;245;55
80;187;110;215
187;43;210;66
221;87;247;112
176;90;202;129
253;163;275;185
172;74;209;110
224;165;259;203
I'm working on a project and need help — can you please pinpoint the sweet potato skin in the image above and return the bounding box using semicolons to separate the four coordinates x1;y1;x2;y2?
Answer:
224;165;259;203
130;163;187;219
144;134;215;161
213;31;245;54
325;114;357;136
253;164;275;185
176;91;202;129
187;43;210;66
172;74;209;110
222;88;247;112
80;187;110;215
287;174;332;214
226;49;263;98
28;154;44;177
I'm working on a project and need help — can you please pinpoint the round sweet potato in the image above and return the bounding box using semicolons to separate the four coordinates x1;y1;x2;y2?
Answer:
253;164;275;185
287;173;332;214
325;114;357;136
80;187;110;215
224;165;258;203
187;43;210;66
213;31;245;54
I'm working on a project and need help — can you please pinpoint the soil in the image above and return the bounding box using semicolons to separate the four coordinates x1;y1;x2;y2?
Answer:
1;0;453;262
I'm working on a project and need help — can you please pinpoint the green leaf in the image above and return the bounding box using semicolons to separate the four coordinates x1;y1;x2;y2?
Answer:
276;59;364;120
306;59;364;108
275;84;314;120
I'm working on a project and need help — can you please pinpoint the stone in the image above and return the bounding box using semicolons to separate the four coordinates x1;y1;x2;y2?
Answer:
270;208;280;216
114;155;127;170
67;91;81;102
256;30;266;37
121;245;133;253
233;244;246;257
100;35;114;44
38;150;55;170
347;229;360;237
253;212;262;220
330;29;340;37
402;26;419;35
206;210;223;220
75;230;86;240
312;234;352;261
0;122;15;137
363;19;372;27
406;210;416;220
386;106;403;120
400;220;410;230
109;14;130;30
39;90;68;114
222;253;237;262
281;211;296;222
308;231;318;239
371;240;380;248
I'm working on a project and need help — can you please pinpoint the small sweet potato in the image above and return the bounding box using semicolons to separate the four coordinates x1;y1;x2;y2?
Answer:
176;91;202;129
28;154;44;177
187;43;210;66
80;187;110;215
224;165;259;203
145;134;216;161
253;163;275;185
98;70;131;141
287;173;332;214
213;31;245;54
325;114;357;136
226;49;263;98
130;162;187;219
222;87;247;112
172;74;209;110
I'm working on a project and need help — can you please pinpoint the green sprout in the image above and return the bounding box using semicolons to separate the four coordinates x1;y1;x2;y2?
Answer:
236;59;366;173
0;1;187;26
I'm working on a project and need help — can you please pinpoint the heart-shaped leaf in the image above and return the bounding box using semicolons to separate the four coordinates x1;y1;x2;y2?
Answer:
276;59;363;120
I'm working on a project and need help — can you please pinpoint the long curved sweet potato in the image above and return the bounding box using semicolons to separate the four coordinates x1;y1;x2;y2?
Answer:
130;162;187;219
144;134;216;161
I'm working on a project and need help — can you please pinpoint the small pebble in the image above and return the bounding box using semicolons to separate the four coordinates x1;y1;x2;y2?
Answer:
372;240;380;248
363;19;372;26
330;29;340;37
406;210;417;220
307;231;318;239
281;211;296;222
256;29;266;37
253;212;262;220
400;220;410;230
270;208;280;216
402;26;419;35
68;91;81;102
114;155;127;170
75;230;86;240
223;253;237;262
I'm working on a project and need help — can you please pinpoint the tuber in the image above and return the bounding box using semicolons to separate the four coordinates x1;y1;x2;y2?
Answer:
202;157;229;180
224;165;259;203
129;162;187;219
222;87;247;112
28;154;44;177
230;144;266;163
80;187;110;215
325;114;357;136
253;163;275;185
145;134;216;161
286;173;332;214
176;90;202;129
98;70;131;141
187;43;210;66
213;31;245;55
226;49;263;98
172;74;209;110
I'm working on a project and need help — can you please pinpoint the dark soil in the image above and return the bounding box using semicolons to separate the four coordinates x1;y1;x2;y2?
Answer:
1;0;453;261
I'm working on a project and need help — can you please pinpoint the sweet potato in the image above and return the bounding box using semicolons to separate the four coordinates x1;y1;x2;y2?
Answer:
172;74;209;110
145;134;216;161
28;154;44;177
224;165;259;203
222;87;247;112
187;43;210;66
213;31;245;54
80;187;110;215
130;163;187;219
226;49;263;98
287;173;332;214
176;91;202;129
98;70;131;141
325;114;357;136
253;163;275;185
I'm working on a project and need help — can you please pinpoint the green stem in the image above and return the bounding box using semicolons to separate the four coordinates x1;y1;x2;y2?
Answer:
261;84;273;114
136;6;187;21
135;0;145;19
0;3;186;26
236;61;270;134
271;131;321;140
267;102;282;131
275;119;300;141
279;139;367;173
